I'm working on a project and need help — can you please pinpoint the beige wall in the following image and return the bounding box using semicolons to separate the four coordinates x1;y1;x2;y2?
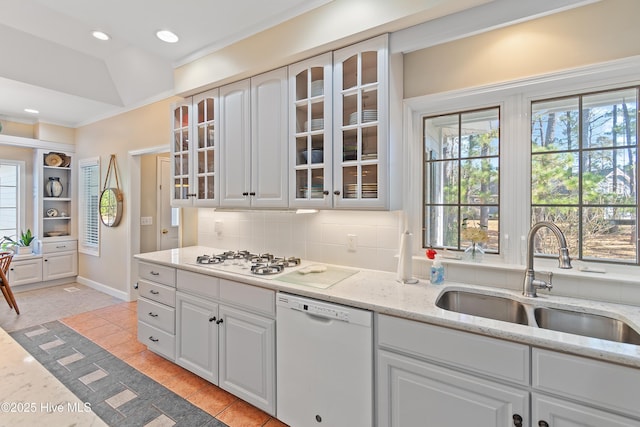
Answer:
175;0;490;95
404;0;640;98
0;120;35;139
74;96;181;294
35;123;76;145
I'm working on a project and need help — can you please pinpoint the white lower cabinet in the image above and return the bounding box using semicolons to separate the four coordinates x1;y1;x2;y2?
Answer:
377;314;529;427
378;350;528;427
176;291;219;383
378;314;640;427
136;262;176;361
8;256;43;285
43;251;77;280
532;393;638;427
175;271;276;415
219;304;275;414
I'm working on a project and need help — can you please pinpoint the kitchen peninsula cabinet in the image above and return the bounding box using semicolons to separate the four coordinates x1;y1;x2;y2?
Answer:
170;89;220;207
219;67;288;208
175;270;276;415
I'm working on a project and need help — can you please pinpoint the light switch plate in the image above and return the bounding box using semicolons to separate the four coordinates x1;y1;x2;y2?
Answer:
140;216;153;226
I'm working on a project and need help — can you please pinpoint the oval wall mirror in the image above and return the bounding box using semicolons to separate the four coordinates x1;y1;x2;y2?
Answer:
100;187;123;227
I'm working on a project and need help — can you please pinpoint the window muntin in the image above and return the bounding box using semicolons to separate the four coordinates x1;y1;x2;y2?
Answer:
79;158;100;256
423;107;500;253
531;88;638;263
0;161;20;240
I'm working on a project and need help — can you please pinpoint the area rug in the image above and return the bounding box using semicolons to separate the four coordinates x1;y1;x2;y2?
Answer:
11;321;227;427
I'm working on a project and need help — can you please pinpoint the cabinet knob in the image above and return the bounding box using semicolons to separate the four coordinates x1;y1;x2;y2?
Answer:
249;192;256;196
209;316;217;322
148;312;158;318
242;192;249;196
323;190;329;195
333;190;341;195
512;414;523;427
216;318;224;325
148;336;159;343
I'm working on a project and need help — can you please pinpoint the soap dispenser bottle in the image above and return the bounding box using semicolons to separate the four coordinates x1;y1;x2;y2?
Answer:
430;255;445;285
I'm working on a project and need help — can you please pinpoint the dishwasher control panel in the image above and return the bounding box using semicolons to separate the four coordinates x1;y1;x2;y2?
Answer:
277;294;350;322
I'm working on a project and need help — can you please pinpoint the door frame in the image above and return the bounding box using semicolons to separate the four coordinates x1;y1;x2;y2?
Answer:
127;145;168;301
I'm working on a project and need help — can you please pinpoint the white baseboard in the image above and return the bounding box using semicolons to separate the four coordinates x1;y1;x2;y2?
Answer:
76;276;131;301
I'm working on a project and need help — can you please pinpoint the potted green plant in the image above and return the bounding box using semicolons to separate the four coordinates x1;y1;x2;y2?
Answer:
2;229;35;255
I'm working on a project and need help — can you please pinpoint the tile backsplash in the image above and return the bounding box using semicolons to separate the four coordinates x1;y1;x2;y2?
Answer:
197;209;403;272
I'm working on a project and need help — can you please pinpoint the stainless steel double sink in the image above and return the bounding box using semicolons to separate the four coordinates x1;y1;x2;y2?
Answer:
436;289;640;345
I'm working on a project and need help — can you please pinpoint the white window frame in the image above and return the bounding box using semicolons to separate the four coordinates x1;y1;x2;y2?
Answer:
0;159;25;241
78;157;100;256
405;55;640;280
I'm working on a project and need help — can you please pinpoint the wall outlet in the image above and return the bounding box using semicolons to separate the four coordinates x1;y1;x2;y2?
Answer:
140;216;153;226
214;220;224;238
347;234;357;252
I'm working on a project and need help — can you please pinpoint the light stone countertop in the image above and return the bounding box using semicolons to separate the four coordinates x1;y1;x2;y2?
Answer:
0;327;107;427
135;246;640;369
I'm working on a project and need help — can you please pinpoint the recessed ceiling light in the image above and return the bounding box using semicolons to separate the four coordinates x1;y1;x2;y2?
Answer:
24;108;39;114
156;30;179;43
92;30;110;41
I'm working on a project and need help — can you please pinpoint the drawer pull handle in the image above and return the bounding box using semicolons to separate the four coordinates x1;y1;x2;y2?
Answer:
56;245;67;249
216;318;224;325
150;271;160;276
149;290;160;295
148;312;158;318
149;336;159;342
209;316;217;322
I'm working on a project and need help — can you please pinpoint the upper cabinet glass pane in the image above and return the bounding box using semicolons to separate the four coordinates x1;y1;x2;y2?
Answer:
310;67;324;97
361;51;377;85
198;99;205;124
342;55;358;90
206;98;214;122
296;69;308;101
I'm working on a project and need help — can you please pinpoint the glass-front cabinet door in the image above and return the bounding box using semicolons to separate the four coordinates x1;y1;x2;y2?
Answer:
289;52;333;208
171;99;192;206
333;35;388;209
170;90;219;207
193;89;219;207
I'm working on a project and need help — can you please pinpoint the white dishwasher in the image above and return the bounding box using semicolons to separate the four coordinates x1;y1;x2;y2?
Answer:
276;293;372;427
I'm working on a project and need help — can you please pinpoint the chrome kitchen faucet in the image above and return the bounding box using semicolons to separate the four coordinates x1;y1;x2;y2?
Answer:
523;221;572;297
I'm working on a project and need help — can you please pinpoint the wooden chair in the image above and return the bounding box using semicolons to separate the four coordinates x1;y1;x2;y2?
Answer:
0;252;20;315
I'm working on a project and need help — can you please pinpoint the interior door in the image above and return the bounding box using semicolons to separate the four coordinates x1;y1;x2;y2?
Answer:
158;157;179;250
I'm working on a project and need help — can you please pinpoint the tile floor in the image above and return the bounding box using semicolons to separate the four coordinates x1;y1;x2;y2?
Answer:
61;301;287;427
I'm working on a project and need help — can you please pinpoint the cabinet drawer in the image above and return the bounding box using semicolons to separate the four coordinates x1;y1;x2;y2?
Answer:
220;278;275;316
532;348;640;418
139;262;176;287
138;297;175;334
378;314;530;386
177;270;219;299
42;240;77;254
138;321;175;360
138;279;176;307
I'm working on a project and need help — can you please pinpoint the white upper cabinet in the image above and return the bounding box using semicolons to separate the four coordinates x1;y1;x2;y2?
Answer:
219;79;252;207
170;89;220;207
170;99;193;206
333;35;389;209
250;67;289;208
289;52;333;209
219;69;289;208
